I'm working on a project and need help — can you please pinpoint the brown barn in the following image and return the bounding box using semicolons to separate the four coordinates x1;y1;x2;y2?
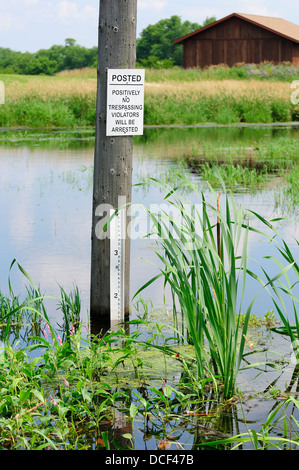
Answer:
174;13;299;68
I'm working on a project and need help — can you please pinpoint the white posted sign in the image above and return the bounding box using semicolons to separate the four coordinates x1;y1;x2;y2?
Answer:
106;69;145;136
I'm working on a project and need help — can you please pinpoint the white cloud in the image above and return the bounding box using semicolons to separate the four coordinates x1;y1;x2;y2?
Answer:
23;0;40;5
139;0;168;12
231;0;269;15
57;1;79;21
0;12;13;31
177;0;272;25
0;1;49;33
57;1;97;22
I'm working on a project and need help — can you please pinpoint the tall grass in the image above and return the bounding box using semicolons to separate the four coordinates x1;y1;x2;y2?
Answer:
134;174;293;398
0;95;95;127
198;163;270;190
58;284;81;342
274;166;299;216
144;80;296;125
0;69;297;127
0;72;96;127
0;260;83;347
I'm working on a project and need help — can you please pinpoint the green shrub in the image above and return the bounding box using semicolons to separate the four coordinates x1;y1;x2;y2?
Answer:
214;107;240;124
271;100;292;122
237;99;273;123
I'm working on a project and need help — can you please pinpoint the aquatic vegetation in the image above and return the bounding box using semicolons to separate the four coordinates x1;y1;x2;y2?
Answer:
181;135;299;203
200;396;299;450
197;163;270;190
133;165;299;401
237;310;277;329
133;174;290;398
0;325;125;449
0;253;299;449
274;166;299;216
58;284;82;342
264;235;299;362
0;128;95;150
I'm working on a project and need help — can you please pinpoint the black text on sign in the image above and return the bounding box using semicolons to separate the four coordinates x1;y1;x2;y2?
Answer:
106;69;145;136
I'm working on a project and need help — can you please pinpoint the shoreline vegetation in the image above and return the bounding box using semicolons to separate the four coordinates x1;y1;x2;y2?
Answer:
0;64;298;128
1;184;299;449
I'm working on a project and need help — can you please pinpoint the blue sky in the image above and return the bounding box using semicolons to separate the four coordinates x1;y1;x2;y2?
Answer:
0;0;299;52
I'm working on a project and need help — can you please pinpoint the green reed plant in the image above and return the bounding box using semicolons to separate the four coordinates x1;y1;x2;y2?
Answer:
134;174;283;398
199;395;299;450
58;284;81;342
0;260;50;342
199;162;269;190
274;166;299;216
231;207;299;352
261;235;299;361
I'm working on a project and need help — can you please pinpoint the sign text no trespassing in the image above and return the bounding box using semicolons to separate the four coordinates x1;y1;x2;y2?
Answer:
106;69;145;136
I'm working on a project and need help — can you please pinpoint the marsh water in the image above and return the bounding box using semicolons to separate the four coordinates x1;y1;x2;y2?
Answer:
1;124;299;449
1;125;298;317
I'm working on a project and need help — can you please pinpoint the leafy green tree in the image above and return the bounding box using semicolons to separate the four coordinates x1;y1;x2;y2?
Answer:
61;38;97;70
0;48;23;73
136;15;216;67
45;44;66;72
13;52;34;74
0;48;16;69
65;38;77;48
27;55;58;75
0;39;98;75
202;16;217;27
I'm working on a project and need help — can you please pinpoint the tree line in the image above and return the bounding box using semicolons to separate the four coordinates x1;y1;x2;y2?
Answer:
0;38;98;75
0;15;216;75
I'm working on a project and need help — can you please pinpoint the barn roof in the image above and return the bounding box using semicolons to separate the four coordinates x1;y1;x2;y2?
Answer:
174;13;299;44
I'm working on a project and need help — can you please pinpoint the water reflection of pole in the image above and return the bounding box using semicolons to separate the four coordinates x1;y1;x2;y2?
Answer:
284;363;299;394
110;409;133;450
90;0;137;336
266;363;299;417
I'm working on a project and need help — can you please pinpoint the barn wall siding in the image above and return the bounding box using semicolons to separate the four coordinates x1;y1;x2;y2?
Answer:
182;17;298;68
293;44;299;66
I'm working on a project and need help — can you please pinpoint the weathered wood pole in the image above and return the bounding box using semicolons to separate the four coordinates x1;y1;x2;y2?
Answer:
90;0;137;335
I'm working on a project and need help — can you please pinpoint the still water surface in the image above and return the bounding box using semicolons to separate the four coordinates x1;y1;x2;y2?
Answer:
0;125;298;324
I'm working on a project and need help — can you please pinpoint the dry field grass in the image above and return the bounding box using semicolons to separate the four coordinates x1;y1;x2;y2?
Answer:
145;79;292;101
1;67;292;102
3;72;97;101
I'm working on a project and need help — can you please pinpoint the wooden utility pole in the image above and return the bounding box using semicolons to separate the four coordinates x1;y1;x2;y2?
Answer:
90;0;138;336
